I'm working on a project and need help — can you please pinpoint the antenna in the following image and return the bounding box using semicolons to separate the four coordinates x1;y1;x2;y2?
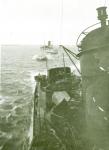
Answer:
63;53;65;67
62;53;67;78
59;0;64;44
45;56;48;70
104;0;107;6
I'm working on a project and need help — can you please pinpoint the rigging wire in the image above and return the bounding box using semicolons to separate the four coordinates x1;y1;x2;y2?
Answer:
99;0;107;6
58;1;81;75
60;45;81;75
104;0;107;6
64;48;81;75
59;0;64;44
60;45;79;60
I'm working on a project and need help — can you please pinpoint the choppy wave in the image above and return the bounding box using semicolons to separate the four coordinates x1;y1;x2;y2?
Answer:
1;46;38;150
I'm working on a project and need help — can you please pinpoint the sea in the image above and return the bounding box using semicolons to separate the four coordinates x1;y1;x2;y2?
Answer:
0;45;79;150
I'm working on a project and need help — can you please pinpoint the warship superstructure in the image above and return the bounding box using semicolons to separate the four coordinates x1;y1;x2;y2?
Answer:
77;6;109;150
30;6;109;150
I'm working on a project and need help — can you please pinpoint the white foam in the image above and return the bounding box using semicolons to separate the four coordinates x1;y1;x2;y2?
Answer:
28;107;34;147
0;95;7;104
32;54;38;60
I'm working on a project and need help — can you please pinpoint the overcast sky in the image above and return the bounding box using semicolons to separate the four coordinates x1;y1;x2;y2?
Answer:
0;0;109;45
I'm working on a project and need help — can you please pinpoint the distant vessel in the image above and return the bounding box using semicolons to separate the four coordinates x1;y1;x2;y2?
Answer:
36;41;57;61
41;41;58;54
36;55;47;61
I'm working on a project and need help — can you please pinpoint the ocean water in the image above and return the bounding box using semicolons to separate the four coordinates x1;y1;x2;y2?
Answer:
0;45;79;150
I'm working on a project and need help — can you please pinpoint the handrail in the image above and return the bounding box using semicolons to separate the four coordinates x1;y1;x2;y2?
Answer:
76;22;101;51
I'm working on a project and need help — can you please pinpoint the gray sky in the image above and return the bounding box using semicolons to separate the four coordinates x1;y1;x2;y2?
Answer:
0;0;109;45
